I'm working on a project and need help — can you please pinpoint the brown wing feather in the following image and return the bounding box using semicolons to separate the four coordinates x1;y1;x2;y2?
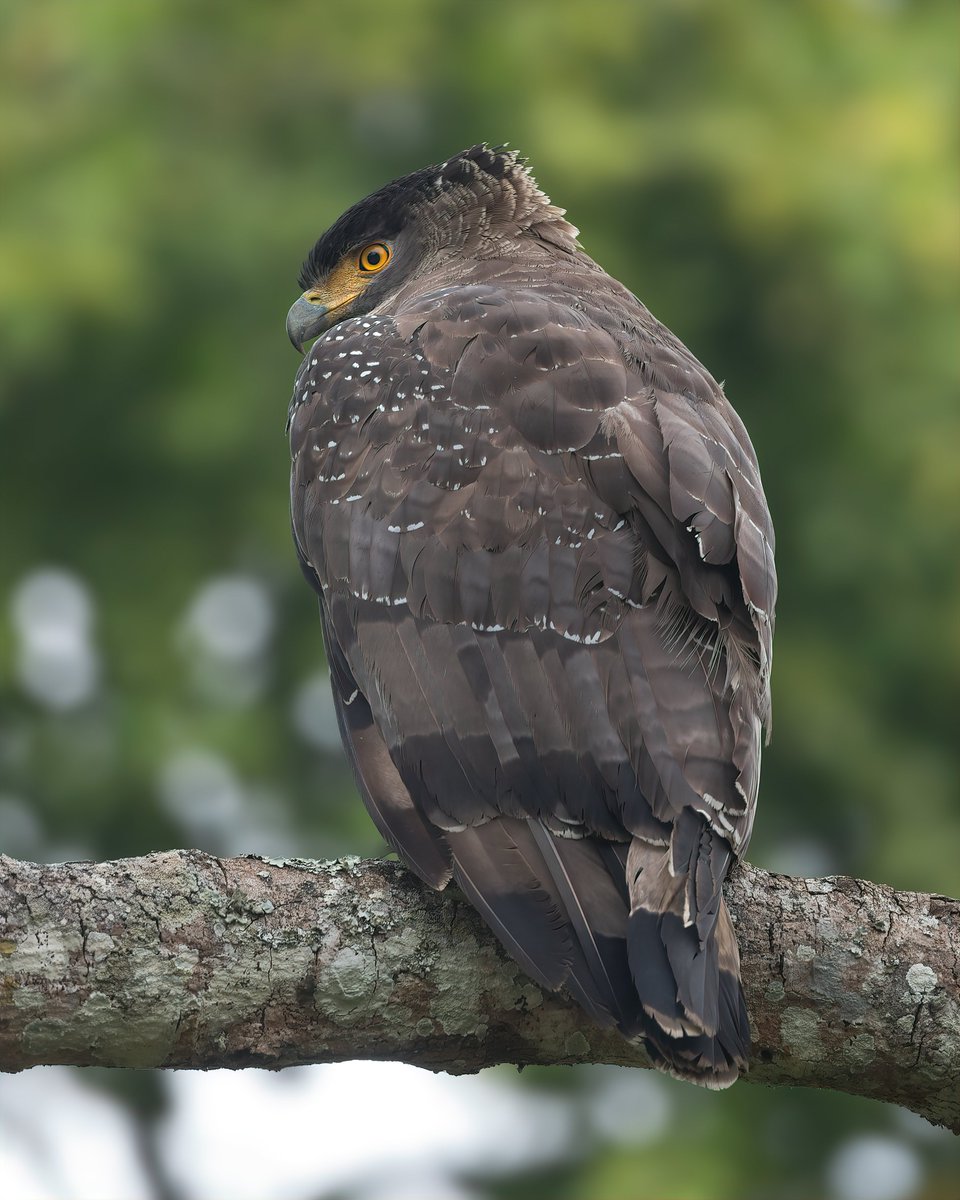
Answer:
316;595;452;888
290;270;775;1086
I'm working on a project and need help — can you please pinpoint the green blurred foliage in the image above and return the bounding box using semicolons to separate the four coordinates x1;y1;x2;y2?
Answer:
0;0;957;1197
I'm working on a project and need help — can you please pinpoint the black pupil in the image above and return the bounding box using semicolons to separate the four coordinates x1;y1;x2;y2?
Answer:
366;248;382;267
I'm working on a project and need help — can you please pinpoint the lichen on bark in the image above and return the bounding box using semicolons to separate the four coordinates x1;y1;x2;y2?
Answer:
0;850;957;1132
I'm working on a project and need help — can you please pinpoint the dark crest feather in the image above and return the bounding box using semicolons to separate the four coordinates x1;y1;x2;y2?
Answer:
298;145;525;289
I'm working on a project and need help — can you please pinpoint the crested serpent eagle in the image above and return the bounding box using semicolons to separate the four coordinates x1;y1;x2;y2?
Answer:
285;146;776;1087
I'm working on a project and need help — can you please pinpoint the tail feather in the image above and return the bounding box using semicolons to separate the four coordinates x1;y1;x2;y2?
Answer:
626;813;750;1088
447;817;573;994
448;817;642;1032
528;821;641;1033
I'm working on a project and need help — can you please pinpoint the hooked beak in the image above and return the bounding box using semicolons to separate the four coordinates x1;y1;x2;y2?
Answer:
286;293;332;353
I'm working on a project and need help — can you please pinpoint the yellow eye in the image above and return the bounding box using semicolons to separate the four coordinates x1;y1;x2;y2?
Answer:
358;242;391;273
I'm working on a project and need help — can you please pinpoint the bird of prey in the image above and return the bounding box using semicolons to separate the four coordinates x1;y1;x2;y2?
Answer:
286;145;776;1088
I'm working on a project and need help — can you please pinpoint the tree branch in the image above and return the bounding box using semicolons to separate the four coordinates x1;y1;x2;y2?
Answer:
0;851;956;1131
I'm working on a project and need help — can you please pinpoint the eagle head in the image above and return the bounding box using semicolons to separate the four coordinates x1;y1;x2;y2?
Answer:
286;144;578;351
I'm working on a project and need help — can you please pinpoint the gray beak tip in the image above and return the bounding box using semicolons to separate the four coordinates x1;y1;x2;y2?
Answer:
286;295;329;354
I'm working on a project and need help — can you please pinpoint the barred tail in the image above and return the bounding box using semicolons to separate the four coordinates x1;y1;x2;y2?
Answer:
626;811;750;1088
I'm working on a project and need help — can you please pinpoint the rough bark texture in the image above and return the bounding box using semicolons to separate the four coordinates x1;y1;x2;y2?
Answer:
0;851;956;1131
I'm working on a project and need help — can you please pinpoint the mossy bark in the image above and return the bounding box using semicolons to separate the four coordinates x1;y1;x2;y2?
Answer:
1;852;956;1131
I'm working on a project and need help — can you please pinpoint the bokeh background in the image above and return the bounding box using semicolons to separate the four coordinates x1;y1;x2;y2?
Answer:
1;1;958;1197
